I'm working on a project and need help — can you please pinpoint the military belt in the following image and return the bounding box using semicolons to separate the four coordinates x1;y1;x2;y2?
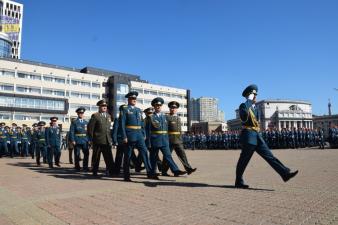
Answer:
243;126;260;132
1;136;6;138
75;134;87;137
38;139;45;142
152;131;168;134
126;125;141;129
168;132;180;135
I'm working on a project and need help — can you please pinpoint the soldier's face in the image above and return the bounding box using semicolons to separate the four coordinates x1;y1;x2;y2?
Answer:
100;106;107;112
154;104;162;113
77;112;84;118
128;97;137;106
170;107;177;114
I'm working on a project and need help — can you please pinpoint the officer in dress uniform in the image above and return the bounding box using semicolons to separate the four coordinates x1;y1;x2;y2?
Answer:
146;97;186;178
0;122;9;157
118;91;153;181
30;123;38;159
36;121;47;165
162;101;197;176
70;107;90;171
46;117;62;168
235;84;298;188
87;100;115;176
21;124;30;157
9;123;19;157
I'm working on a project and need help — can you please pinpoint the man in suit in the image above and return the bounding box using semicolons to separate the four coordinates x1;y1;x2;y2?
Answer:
70;107;90;171
46;117;62;168
87;100;115;176
145;97;186;178
235;84;298;188
162;101;196;176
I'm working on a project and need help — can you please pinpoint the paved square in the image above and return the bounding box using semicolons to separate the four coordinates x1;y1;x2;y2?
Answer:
0;149;337;225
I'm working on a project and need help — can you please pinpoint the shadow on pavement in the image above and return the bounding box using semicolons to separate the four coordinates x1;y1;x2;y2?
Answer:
7;161;275;191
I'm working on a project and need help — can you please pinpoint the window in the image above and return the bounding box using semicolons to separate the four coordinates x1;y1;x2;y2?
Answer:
43;76;53;82
0;114;10;120
81;81;91;87
16;86;41;94
0;70;15;77
91;94;100;99
17;72;41;80
42;89;53;95
55;78;65;84
71;80;80;86
0;83;14;91
0;96;65;111
92;82;101;88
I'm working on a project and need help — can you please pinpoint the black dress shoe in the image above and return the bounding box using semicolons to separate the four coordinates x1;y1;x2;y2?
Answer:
55;163;61;167
161;172;170;177
187;168;197;175
124;177;132;182
235;183;249;189
283;170;299;182
135;166;145;172
93;172;98;176
147;174;160;180
174;170;187;177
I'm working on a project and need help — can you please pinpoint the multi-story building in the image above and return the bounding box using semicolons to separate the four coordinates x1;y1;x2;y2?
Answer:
0;0;23;58
190;97;220;122
0;57;190;131
0;31;11;57
313;114;338;137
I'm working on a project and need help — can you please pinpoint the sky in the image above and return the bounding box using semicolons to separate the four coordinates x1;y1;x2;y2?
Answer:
17;0;338;119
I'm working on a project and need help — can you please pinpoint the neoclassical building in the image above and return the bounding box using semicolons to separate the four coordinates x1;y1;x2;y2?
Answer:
256;99;313;130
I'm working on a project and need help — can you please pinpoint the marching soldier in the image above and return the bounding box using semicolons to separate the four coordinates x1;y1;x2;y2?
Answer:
9;123;19;157
70;107;90;171
145;97;186;178
30;123;38;159
21;124;30;157
36;121;47;165
87;100;115;176
162;101;197;176
119;92;152;181
46;117;62;168
317;128;325;149
235;84;298;188
0;122;9;157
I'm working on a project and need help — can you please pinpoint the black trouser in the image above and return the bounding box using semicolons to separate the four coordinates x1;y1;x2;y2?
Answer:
91;144;114;175
236;138;290;184
68;147;73;164
74;143;89;169
114;144;126;175
162;143;192;173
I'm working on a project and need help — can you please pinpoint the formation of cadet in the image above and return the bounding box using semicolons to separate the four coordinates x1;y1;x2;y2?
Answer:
183;131;240;150
234;84;298;189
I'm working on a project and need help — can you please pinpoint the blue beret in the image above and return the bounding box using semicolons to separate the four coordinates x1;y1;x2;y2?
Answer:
242;84;258;97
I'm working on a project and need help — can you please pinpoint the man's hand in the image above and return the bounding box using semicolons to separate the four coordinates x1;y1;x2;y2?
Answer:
123;138;128;144
72;141;76;146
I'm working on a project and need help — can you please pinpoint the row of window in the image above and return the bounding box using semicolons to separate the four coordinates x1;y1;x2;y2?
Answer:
0;96;65;111
0;70;101;88
131;88;186;99
0;83;102;99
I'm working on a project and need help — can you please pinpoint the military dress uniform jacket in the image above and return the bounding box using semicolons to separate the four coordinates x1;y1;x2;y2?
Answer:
87;112;112;145
37;130;47;148
239;100;264;146
119;105;145;142
46;126;61;147
0;128;9;143
145;113;169;148
69;118;89;145
166;114;183;145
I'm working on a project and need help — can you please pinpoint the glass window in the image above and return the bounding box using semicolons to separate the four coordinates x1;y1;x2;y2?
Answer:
91;94;100;99
0;70;15;77
0;83;14;91
92;82;100;88
42;89;53;95
43;76;53;82
81;81;91;87
117;83;129;94
71;80;80;86
55;90;65;96
81;93;90;99
0;114;10;120
55;78;65;84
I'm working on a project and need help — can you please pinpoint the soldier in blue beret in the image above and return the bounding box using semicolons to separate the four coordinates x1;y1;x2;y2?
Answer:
118;91;153;181
70;107;90;171
145;97;186;177
46;117;62;168
0;122;9;158
235;84;298;188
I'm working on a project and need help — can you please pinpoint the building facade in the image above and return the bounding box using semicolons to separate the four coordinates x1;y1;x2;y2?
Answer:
0;57;190;131
256;99;313;130
0;31;11;57
190;97;224;122
0;0;23;58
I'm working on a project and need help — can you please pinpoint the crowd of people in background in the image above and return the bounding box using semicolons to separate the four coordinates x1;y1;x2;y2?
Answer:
183;127;338;150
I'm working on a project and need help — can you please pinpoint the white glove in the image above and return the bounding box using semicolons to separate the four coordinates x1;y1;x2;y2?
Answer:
248;93;255;100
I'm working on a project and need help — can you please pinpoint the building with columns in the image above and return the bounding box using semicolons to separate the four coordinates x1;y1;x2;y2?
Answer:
256;99;313;130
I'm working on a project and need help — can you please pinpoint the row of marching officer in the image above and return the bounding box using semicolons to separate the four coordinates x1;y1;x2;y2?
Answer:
112;91;196;182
